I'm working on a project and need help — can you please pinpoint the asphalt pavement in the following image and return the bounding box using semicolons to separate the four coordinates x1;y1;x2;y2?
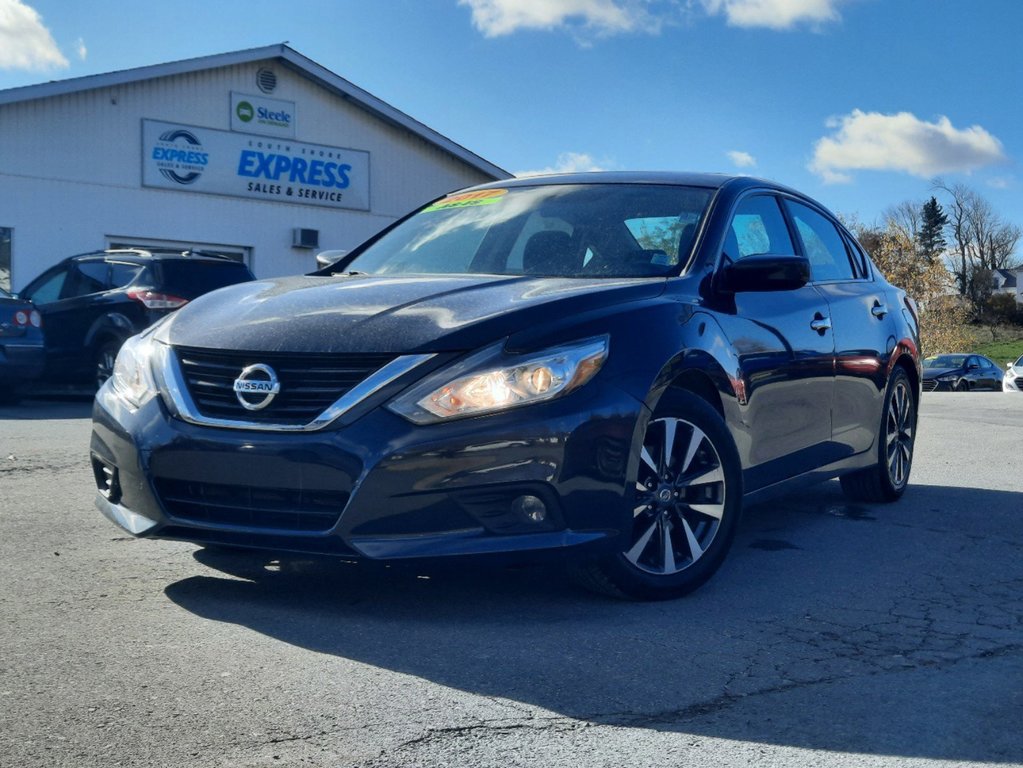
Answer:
1;393;1021;767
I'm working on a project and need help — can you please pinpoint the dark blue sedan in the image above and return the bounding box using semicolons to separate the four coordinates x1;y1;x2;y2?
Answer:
90;173;921;599
0;286;44;402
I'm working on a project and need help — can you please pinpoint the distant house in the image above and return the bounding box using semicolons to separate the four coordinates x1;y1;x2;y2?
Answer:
992;268;1023;304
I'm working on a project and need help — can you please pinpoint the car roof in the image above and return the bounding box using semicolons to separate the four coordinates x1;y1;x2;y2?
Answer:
69;249;243;264
463;171;802;196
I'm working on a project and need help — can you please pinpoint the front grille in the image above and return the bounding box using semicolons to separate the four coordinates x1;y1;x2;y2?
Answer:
174;347;397;424
921;379;938;392
154;477;348;532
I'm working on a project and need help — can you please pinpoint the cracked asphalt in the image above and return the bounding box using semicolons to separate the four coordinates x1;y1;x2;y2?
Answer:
1;393;1021;767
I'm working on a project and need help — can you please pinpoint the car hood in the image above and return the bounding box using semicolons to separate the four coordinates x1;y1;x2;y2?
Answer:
922;366;961;379
159;273;667;354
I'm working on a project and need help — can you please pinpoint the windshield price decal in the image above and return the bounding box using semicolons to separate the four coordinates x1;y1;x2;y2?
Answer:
424;189;507;212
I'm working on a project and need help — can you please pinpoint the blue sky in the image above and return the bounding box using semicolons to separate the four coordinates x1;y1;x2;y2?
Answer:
1;0;1021;232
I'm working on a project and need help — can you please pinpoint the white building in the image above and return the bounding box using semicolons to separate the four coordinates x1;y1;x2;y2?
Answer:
992;267;1023;304
0;44;508;291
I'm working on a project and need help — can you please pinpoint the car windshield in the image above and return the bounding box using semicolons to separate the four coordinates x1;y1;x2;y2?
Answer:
924;354;967;369
342;184;714;278
1014;355;1023;367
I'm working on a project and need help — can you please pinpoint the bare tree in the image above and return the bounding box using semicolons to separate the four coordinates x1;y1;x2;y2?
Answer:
882;200;922;244
933;179;1022;305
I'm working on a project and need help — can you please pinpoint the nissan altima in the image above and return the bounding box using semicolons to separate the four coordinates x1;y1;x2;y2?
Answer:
91;173;921;599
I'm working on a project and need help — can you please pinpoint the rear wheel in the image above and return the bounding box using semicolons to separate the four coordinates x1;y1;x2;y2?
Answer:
840;367;915;503
94;339;122;390
576;390;743;600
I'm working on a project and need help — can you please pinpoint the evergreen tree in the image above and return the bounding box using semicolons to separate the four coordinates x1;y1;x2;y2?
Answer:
917;196;947;261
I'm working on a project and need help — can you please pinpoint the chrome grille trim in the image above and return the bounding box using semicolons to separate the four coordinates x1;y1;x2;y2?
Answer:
158;344;436;432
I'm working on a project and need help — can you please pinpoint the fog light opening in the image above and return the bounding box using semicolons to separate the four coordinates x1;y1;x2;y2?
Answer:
91;454;121;504
512;494;547;524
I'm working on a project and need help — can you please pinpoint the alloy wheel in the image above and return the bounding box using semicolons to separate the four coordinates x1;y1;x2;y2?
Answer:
627;417;726;575
885;380;914;490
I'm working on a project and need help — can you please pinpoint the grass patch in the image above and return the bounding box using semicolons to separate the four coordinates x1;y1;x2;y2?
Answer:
973;338;1023;364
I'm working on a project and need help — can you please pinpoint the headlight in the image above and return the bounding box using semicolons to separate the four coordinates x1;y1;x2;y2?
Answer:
388;337;609;424
110;334;162;408
936;373;958;382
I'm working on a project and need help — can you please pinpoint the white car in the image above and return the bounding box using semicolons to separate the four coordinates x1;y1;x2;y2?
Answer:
1004;355;1023;391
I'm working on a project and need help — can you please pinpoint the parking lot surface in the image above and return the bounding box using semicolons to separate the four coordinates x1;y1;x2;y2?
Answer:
1;393;1021;767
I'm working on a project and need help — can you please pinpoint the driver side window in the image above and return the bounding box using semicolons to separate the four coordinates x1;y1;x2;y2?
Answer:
726;195;794;262
23;267;68;304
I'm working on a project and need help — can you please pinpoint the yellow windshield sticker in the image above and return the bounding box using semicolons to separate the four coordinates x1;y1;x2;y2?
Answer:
423;189;508;212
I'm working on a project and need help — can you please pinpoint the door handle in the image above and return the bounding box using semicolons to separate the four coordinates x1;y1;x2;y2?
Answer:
871;302;888;319
810;315;831;334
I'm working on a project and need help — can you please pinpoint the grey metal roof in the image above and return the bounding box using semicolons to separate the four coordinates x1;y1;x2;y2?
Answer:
0;43;509;181
995;269;1018;288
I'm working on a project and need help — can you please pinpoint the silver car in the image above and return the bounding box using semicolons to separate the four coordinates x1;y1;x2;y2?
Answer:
1004;355;1023;391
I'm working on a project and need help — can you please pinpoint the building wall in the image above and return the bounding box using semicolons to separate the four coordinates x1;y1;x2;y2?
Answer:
0;59;496;289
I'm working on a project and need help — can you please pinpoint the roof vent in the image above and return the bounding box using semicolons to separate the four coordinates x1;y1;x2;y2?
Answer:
256;68;277;94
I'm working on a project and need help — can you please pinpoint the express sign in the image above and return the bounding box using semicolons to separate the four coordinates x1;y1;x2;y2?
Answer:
142;120;370;211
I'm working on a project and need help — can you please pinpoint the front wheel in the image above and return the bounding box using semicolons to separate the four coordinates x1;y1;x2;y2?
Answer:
840;367;915;503
576;390;743;600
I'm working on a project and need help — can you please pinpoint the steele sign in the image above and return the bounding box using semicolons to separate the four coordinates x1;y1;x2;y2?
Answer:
230;92;296;138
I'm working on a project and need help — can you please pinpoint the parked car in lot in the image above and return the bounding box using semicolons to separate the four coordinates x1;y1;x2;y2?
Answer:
18;249;254;388
1004;355;1023;392
91;173;921;599
922;353;1004;391
0;286;45;401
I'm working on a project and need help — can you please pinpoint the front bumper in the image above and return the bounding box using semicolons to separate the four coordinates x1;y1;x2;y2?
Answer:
1004;373;1022;392
90;378;645;561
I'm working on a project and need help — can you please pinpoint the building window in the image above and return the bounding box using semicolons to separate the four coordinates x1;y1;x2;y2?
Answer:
0;227;11;292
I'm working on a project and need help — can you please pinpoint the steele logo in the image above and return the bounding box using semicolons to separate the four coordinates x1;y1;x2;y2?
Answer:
236;101;254;122
152;128;209;185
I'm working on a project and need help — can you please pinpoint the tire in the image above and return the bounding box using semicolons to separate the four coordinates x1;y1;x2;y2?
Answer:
94;339;123;390
576;389;743;601
840;367;915;503
954;378;970;392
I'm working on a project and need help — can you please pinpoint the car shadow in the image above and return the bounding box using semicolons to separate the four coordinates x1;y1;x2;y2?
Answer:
164;481;1023;762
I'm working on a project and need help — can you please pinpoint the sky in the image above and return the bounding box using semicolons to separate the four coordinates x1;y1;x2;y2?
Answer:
1;0;1021;232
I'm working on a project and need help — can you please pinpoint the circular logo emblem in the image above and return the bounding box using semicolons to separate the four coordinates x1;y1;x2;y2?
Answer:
233;364;280;411
154;128;208;185
657;488;673;503
236;101;254;122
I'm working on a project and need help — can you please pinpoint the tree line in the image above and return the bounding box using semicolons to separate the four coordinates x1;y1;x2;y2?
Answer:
847;182;1022;355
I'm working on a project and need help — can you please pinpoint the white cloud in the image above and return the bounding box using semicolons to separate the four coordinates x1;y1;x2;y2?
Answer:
74;36;86;61
809;110;1007;184
459;0;667;38
515;151;608;177
987;176;1013;190
701;0;843;30
0;0;68;71
727;150;757;168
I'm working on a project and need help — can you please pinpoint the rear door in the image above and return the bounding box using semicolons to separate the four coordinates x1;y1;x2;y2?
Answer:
782;199;892;456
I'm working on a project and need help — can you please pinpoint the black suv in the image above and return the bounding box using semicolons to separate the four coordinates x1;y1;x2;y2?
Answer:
19;249;254;387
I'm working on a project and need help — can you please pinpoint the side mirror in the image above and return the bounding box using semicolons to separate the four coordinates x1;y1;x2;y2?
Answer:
315;249;348;269
719;254;810;293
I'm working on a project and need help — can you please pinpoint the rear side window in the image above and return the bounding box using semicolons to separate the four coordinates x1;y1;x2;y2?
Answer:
785;201;855;282
65;261;110;297
109;262;144;288
157;261;254;297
